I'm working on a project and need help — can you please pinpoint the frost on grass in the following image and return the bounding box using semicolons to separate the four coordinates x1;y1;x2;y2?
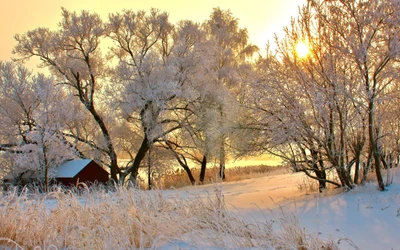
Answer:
0;185;338;250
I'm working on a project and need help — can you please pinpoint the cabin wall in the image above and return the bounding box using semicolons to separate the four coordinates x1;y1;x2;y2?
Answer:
75;161;109;184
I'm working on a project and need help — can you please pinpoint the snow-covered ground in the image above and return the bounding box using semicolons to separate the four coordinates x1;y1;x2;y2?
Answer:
162;168;400;249
2;168;399;249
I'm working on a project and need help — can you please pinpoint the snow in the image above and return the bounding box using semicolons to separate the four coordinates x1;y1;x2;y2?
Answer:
8;166;399;249
161;168;400;249
53;159;92;178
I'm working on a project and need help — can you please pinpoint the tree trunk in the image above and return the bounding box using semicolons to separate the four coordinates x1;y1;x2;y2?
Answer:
88;105;119;182
313;168;326;191
199;155;207;183
127;135;149;185
311;150;326;190
368;101;385;191
43;147;49;193
219;163;225;180
362;151;374;184
373;148;385;190
147;146;152;190
173;154;196;185
40;129;49;192
219;139;226;180
315;169;326;189
397;155;400;168
313;163;326;191
336;165;353;188
354;156;360;185
181;163;196;185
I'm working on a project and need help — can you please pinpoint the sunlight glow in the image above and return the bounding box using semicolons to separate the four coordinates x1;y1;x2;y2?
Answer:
295;40;310;59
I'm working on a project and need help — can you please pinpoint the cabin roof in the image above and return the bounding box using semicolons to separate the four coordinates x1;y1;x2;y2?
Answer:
54;159;92;178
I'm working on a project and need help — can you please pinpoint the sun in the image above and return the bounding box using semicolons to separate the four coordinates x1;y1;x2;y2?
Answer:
295;40;310;59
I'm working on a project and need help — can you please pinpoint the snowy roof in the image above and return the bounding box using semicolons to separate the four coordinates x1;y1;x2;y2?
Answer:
54;159;92;178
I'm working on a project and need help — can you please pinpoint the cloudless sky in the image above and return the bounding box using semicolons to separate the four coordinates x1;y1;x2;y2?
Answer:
0;0;306;67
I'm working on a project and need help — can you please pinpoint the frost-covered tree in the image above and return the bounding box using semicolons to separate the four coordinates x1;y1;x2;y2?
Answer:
107;9;173;184
13;8;121;182
107;9;218;184
154;9;259;184
0;62;78;190
271;3;358;189
12;7;255;186
202;8;258;179
157;20;214;184
248;0;400;191
309;0;400;190
248;46;343;190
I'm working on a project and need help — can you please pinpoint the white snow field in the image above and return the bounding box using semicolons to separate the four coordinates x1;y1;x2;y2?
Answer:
160;168;400;250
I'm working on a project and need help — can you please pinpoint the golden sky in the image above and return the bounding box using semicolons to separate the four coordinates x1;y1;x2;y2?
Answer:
0;0;305;66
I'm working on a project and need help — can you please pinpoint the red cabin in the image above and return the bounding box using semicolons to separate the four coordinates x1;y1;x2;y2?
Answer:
54;159;109;187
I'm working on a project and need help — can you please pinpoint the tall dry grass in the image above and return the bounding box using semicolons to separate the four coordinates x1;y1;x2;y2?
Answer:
149;165;290;189
0;184;340;250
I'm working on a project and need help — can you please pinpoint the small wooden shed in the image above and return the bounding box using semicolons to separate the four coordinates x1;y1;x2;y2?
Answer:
54;159;109;187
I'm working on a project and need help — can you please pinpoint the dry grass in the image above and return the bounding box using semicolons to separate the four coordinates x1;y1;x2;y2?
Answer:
272;209;339;250
295;169;345;195
0;184;339;250
296;175;323;194
150;165;290;189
